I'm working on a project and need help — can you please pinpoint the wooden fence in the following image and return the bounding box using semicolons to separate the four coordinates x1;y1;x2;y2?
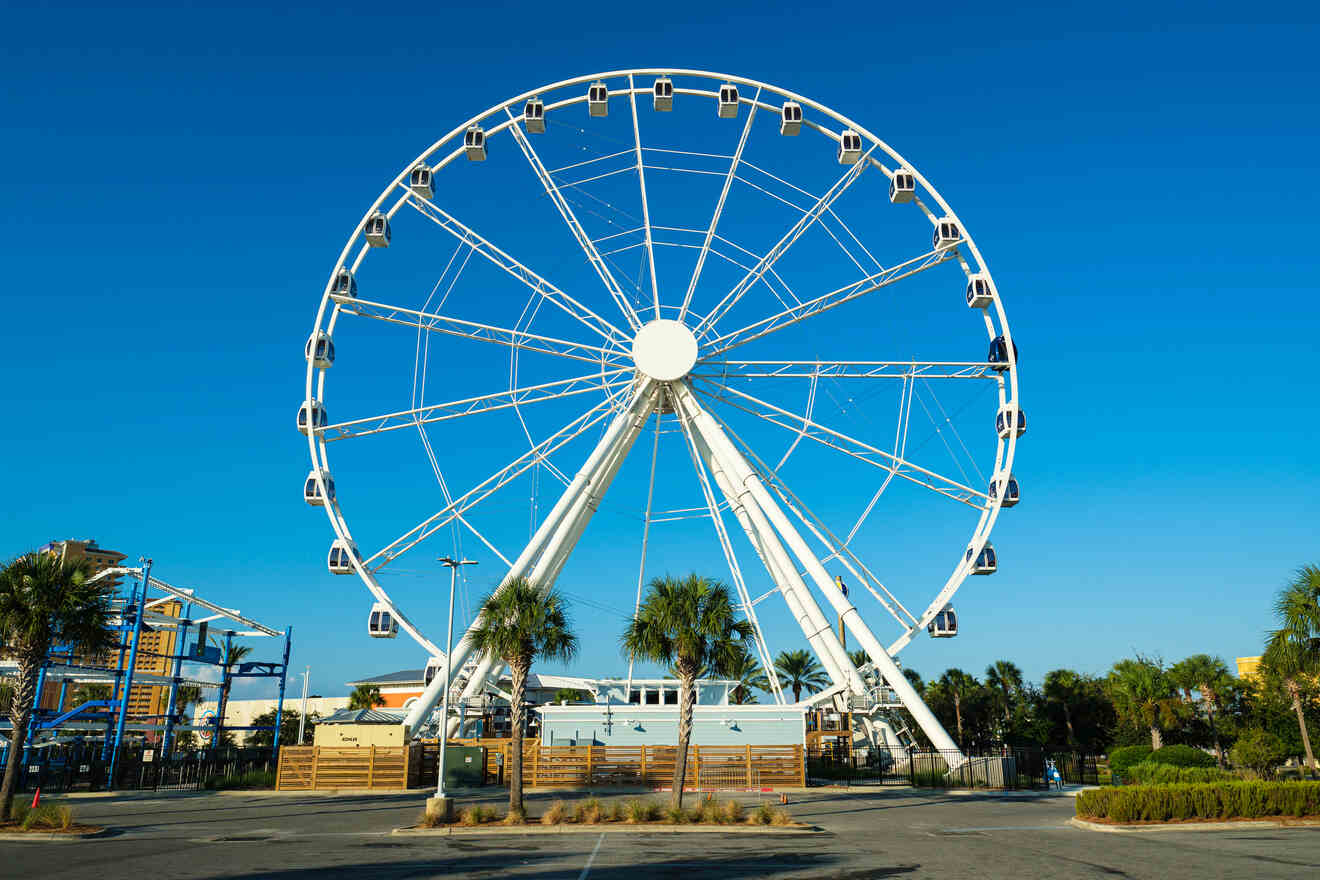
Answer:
275;745;421;791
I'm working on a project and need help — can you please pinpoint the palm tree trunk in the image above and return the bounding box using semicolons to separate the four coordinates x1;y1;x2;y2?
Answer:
1288;680;1317;770
1150;725;1162;751
1201;693;1225;769
1062;703;1076;748
0;656;39;821
671;667;696;810
953;694;963;748
509;658;528;816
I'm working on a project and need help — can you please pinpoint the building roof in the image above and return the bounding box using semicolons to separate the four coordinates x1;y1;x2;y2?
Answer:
318;708;405;725
346;669;425;687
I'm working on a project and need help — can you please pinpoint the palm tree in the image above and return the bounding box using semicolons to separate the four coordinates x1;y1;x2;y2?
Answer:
211;639;252;745
933;668;979;748
0;551;116;820
901;667;925;696
725;646;769;705
470;577;578;817
1264;565;1320;771
1263;637;1318;771
69;682;112;706
1169;654;1232;768
985;660;1024;735
1042;669;1084;748
348;684;385;710
1107;656;1183;750
622;574;752;810
774;649;830;703
172;683;203;721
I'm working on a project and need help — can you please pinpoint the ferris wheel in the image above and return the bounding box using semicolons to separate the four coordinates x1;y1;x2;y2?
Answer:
300;69;1022;756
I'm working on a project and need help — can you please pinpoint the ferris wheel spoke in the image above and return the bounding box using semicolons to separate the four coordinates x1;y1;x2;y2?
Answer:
694;145;876;338
321;370;633;442
404;190;632;348
678;87;761;323
503;107;645;333
692;360;1000;381
691;379;988;508
365;385;630;571
626;75;661;321
699;243;958;358
336;295;629;366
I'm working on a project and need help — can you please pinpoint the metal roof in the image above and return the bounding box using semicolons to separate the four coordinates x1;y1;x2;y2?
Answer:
317;708;406;725
345;668;425;686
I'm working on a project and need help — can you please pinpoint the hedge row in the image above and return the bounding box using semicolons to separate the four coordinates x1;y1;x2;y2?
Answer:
1123;762;1235;785
1076;781;1320;822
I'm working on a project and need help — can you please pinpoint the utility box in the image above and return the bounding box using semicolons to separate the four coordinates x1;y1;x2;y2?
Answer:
442;745;486;789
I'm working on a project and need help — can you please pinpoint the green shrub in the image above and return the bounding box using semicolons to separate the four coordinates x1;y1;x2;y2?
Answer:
623;799;659;823
1108;745;1153;775
1076;781;1320;822
20;804;67;831
540;800;568;825
574;797;603;824
749;802;775;825
1149;745;1216;768
1230;729;1286;779
1124;762;1234;785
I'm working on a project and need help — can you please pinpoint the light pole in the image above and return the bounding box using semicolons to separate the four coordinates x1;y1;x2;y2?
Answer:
297;666;310;745
432;556;477;819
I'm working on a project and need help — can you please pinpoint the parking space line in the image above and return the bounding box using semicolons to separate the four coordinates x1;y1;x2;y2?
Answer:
578;831;606;879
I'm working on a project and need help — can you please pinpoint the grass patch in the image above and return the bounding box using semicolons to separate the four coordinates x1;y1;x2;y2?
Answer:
624;798;660;824
540;799;568;826
1076;781;1320;823
204;770;275;791
573;797;603;825
459;805;498;826
749;802;776;825
2;803;84;834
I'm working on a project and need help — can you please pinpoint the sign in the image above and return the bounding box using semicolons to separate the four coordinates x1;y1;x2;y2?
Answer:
200;711;217;741
27;766;40;774
143;749;155;763
464;756;473;764
79;764;90;773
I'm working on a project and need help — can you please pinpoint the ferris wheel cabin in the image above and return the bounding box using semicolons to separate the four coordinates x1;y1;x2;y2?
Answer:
408;164;434;199
523;97;545;133
297;399;327;436
966;274;993;308
368;602;398;638
988;472;1020;508
464;125;487;161
996;403;1026;439
306;331;335;369
717;83;739;118
928;605;958;638
988;335;1018;372
653;77;674;111
780;101;803;135
837;129;863;165
327;538;361;575
933;217;961;250
889;170;915;203
303;469;335;507
330;268;357;299
588;81;609;117
364;212;391;248
966;543;997;575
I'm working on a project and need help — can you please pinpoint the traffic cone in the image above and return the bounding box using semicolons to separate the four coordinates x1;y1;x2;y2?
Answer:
30;788;40;809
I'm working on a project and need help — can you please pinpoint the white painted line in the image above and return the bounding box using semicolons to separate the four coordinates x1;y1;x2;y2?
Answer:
578;831;606;879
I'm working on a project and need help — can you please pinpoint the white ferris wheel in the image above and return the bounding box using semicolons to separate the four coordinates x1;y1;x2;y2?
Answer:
300;69;1022;756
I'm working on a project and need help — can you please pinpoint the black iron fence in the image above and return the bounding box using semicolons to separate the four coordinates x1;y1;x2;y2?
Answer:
807;745;1098;790
11;744;273;794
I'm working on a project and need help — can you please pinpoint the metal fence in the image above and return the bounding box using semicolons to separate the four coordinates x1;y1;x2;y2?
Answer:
807;745;1098;790
11;744;273;794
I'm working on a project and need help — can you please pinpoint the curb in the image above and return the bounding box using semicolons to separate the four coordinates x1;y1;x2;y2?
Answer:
1068;816;1320;833
0;827;111;842
392;824;822;836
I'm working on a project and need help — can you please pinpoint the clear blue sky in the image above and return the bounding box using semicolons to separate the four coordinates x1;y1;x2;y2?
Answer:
4;2;1318;701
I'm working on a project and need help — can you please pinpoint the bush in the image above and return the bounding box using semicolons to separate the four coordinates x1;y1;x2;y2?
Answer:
624;799;659;824
749;802;775;825
1149;745;1216;768
459;806;497;825
19;804;68;831
720;799;745;824
574;797;603;825
609;801;625;822
540;800;568;825
1124;762;1235;785
663;805;686;824
1108;745;1153;775
1076;781;1320;822
1231;729;1287;779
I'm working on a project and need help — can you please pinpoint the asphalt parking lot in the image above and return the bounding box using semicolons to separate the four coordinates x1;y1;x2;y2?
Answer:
7;787;1319;879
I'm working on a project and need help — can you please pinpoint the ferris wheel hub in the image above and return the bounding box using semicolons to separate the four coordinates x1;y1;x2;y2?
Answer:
630;319;698;381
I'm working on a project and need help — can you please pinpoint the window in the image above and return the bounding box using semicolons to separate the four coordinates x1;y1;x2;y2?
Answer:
663;690;677;705
628;690;641;704
645;690;659;705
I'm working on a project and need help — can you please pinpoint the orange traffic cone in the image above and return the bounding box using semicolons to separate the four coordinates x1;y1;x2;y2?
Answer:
30;788;40;809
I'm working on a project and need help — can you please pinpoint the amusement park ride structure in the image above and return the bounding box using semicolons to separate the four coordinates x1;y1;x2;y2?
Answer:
301;70;1023;766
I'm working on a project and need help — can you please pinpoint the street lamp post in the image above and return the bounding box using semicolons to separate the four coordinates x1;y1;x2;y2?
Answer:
297;667;310;745
431;556;477;821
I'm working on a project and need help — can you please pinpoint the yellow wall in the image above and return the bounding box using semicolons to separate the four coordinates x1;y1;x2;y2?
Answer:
314;723;405;748
1236;656;1261;678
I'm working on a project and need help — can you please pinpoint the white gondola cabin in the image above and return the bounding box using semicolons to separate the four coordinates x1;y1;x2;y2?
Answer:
305;331;335;369
364;211;390;248
932;216;960;250
928;605;958;638
524;97;545;133
327;538;360;575
653;77;673;111
988;472;1020;508
588;81;609;117
297;399;326;436
368;602;398;639
718;83;739;118
464;125;487;161
996;402;1026;439
408;164;433;199
424;656;442;688
889;169;915;203
966;543;997;575
303;469;335;507
780;101;802;135
837;129;863;164
331;267;357;299
988;335;1018;372
966;274;993;308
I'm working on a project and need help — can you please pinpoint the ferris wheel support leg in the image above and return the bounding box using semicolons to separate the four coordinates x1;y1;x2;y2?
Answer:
402;380;659;737
678;389;863;701
674;381;964;762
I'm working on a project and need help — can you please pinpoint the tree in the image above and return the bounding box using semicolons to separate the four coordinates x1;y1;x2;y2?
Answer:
1230;728;1286;779
348;684;385;710
211;639;252;744
70;682;111;706
471;577;578;817
1262;636;1318;771
985;660;1024;735
172;684;203;722
0;551;116;820
930;668;979;749
1107;656;1185;750
1264;564;1320;771
248;708;319;747
552;688;587;704
622;574;752;810
901;667;925;696
725;646;769;705
774;650;829;703
1169;654;1233;768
